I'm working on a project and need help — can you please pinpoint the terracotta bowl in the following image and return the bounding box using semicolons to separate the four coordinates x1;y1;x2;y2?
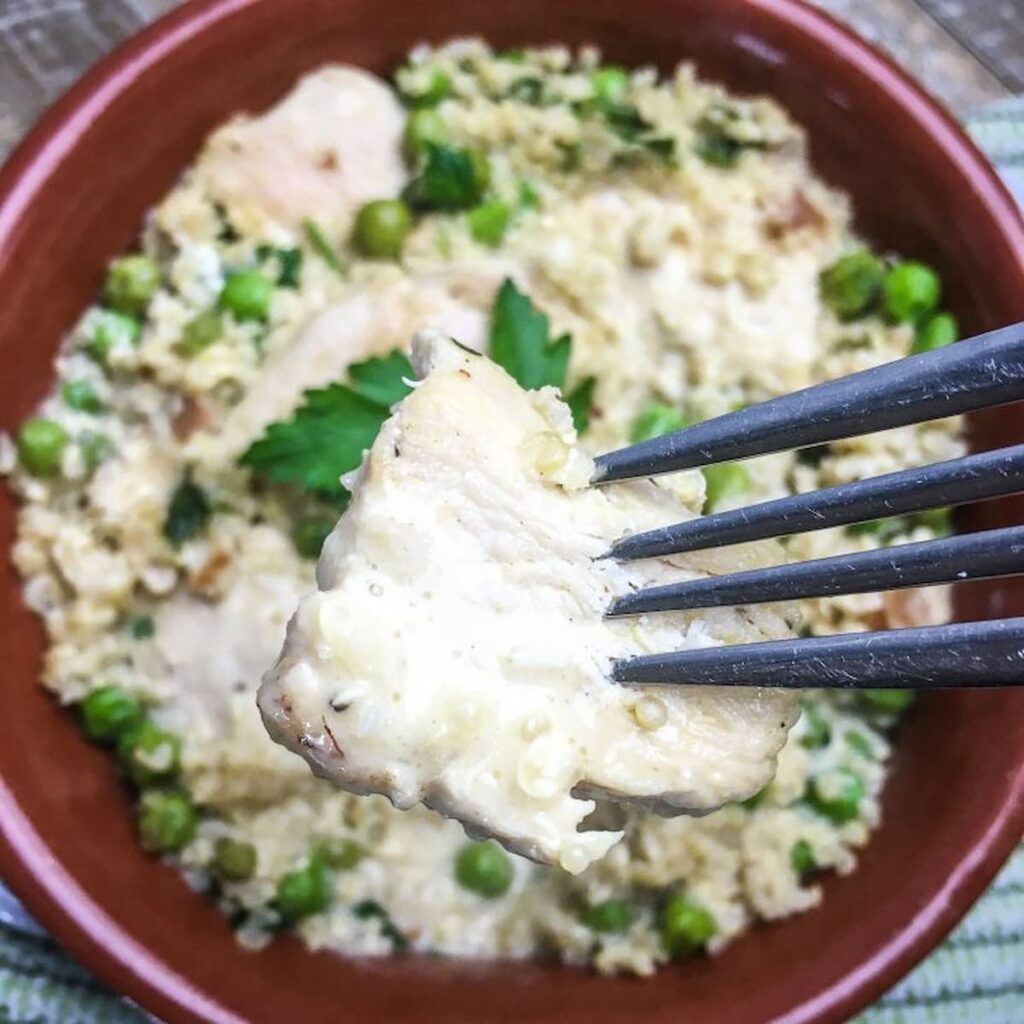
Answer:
1;1;1022;1021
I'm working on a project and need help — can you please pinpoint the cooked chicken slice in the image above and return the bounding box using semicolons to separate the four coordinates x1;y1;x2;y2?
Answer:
193;66;408;238
259;333;799;872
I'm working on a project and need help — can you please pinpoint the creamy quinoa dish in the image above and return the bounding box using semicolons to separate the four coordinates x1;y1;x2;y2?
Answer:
4;41;963;975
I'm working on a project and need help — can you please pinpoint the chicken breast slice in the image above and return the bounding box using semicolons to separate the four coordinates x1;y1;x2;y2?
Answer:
259;333;799;872
193;65;408;239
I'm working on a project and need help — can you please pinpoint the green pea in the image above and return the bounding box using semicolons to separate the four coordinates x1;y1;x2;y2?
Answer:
798;701;831;750
883;261;940;323
580;898;634;934
702;462;751;512
790;839;817;876
591;66;630;105
455;841;513;899
659;893;716;956
178;309;223;356
138;789;198;853
84;309;141;363
912;311;958;354
629;403;687;443
104;255;161;316
218;270;273;322
213;838;258;881
403;108;447;160
16;418;68;478
353;200;413;260
857;688;915;715
81;686;144;744
118;719;181;787
397;67;452;108
819;250;885;319
808;766;865;824
276;856;333;921
292;518;334;560
61;380;103;414
468;200;510;247
314;837;365;870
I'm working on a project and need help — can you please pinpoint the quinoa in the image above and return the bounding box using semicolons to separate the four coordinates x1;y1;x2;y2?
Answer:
3;41;962;975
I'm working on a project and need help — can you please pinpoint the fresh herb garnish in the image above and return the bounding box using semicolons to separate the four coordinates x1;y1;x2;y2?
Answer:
403;143;488;211
694;107;765;168
353;899;409;951
565;375;597;434
240;353;414;499
302;219;343;273
346;351;415;406
577;101;676;164
507;76;545;105
130;615;155;640
601;102;651;142
489;279;595;433
163;477;211;546
490;279;570;391
256;245;303;288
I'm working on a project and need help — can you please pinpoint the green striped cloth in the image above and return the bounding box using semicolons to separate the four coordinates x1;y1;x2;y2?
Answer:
2;101;1023;1024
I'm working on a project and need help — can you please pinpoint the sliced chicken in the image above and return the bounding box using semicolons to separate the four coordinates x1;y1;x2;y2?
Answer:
259;333;798;872
193;66;408;239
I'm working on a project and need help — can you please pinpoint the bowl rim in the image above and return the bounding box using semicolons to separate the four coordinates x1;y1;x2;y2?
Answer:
1;1;1023;1022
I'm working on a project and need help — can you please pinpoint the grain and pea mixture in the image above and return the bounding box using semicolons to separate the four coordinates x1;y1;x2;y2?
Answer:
3;41;962;974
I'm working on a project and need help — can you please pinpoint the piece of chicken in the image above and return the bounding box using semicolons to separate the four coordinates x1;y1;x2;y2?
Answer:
259;334;799;872
193;65;408;239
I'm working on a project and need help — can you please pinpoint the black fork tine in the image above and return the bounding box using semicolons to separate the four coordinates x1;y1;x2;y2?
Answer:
593;321;1024;484
609;444;1024;561
611;617;1024;688
607;525;1024;617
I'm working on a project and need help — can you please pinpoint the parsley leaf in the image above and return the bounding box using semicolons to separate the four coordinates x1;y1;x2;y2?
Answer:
403;143;488;211
565;376;597;434
601;101;651;142
507;76;545;105
489;279;570;391
347;351;415;406
239;353;414;498
164;478;211;546
256;245;303;288
694;107;766;168
574;100;676;165
353;900;409;951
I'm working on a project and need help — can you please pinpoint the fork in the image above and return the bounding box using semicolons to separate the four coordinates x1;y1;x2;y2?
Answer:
595;320;1024;689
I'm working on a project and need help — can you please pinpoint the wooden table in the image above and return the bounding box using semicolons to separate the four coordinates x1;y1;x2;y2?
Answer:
0;0;1020;163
